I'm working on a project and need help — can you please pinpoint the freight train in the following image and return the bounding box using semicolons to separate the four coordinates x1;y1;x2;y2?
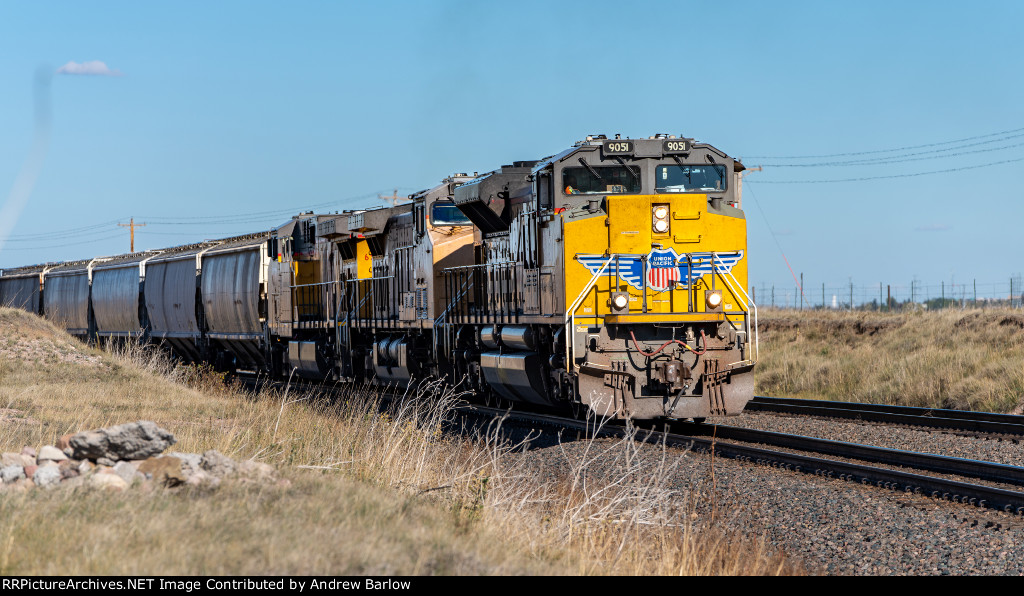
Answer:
0;134;757;420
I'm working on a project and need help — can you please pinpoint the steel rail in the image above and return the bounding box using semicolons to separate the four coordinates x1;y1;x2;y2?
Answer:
669;422;1024;487
747;396;1024;436
467;405;1024;514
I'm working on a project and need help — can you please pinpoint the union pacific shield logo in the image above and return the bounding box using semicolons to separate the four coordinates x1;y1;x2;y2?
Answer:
647;248;681;290
578;249;743;292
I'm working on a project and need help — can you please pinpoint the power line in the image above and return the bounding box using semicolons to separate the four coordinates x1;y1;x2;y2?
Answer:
0;232;125;251
744;125;1024;159
3;189;411;245
3;218;127;240
750;155;1024;184
757;136;1024;167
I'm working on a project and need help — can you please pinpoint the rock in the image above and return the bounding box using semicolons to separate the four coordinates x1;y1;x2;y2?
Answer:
56;434;73;451
37;446;68;463
33;464;61;489
0;465;25;483
184;469;221;488
200;450;235;478
9;478;34;493
58;460;79;480
62;475;86;490
96;457;116;467
138;456;185;486
1;453;33;468
24;465;37;479
170;452;203;477
21;446;36;458
87;473;128;492
68;421;176;462
237;460;276;483
112;461;140;486
62;447;74;458
77;460;94;475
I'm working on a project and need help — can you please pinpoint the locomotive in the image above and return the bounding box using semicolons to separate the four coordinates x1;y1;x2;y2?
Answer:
0;134;757;420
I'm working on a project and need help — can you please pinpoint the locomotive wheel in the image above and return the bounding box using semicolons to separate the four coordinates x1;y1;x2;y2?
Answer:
570;398;584;420
483;388;498;409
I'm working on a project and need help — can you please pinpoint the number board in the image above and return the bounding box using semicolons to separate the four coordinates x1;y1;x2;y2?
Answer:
662;140;690;154
602;140;634;155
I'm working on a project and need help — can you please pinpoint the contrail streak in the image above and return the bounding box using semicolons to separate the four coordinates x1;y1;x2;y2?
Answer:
0;67;52;258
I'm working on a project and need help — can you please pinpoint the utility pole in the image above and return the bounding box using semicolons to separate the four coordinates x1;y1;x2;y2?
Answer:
378;189;407;207
118;218;146;253
800;273;803;311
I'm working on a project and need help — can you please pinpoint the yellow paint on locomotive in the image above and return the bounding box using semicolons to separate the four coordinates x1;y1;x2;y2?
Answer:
356;239;372;280
563;194;749;324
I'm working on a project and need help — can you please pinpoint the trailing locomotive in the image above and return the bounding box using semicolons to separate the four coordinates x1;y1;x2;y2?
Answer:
0;134;757;420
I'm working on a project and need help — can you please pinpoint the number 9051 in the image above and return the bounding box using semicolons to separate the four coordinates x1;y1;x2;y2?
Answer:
604;141;633;153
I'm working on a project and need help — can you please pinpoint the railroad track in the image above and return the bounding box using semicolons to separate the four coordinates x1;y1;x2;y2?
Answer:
467;405;1024;515
747;396;1024;437
235;374;1024;515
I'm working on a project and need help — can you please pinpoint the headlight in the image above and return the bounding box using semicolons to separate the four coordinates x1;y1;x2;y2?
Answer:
652;204;670;234
705;290;723;310
610;292;629;311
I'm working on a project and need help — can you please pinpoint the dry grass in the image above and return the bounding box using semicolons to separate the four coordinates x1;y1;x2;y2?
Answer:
756;307;1024;412
0;307;799;575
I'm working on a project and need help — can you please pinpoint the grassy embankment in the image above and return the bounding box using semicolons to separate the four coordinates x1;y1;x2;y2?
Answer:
0;307;796;575
756;307;1024;412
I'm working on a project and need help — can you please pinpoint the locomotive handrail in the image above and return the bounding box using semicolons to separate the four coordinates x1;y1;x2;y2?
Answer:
440;260;517;273
711;252;758;364
565;257;613;373
434;273;475;360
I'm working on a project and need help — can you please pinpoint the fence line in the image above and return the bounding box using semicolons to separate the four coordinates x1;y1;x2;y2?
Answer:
750;276;1024;310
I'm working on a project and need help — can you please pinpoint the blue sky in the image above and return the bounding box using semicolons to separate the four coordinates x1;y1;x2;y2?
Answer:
1;1;1022;302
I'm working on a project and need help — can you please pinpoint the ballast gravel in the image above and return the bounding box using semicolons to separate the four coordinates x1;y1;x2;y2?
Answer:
499;413;1024;575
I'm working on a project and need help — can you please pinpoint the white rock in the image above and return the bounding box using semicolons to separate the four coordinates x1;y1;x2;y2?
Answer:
200;450;236;478
87;473;128;491
112;461;139;486
169;452;203;477
237;460;276;483
33;464;62;488
184;469;221;488
37;446;68;463
0;465;25;483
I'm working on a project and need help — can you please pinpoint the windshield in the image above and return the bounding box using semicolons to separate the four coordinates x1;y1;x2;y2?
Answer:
562;166;641;195
656;165;727;193
430;202;472;226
